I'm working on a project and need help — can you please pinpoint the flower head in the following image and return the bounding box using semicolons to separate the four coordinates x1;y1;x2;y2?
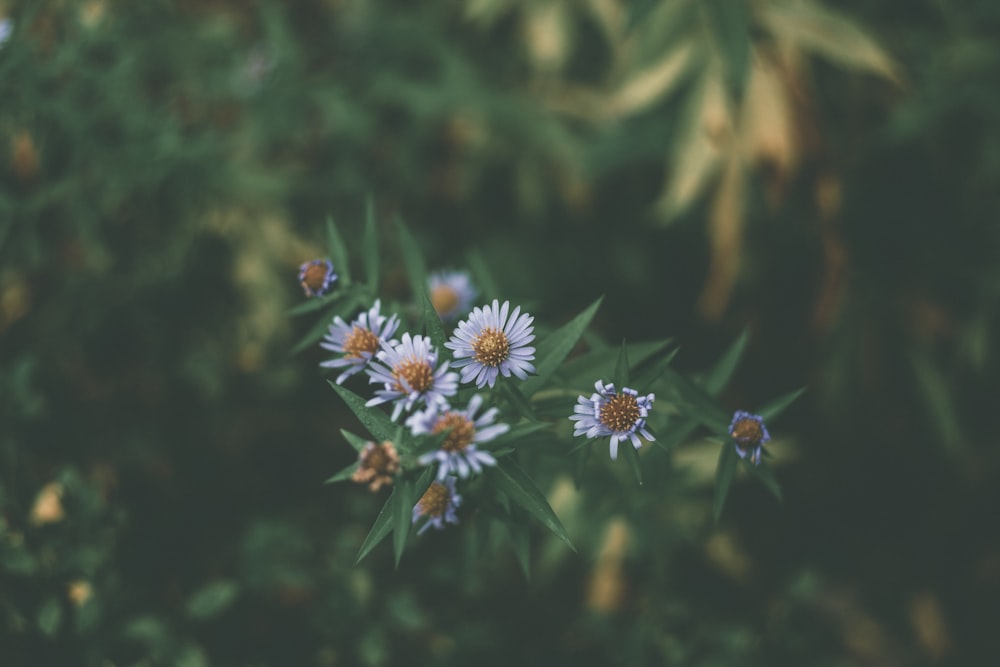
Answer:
409;395;508;480
366;333;459;420
428;270;477;322
298;258;337;298
351;441;401;492
728;411;770;465
444;299;535;388
570;381;655;460
412;477;462;534
320;300;400;384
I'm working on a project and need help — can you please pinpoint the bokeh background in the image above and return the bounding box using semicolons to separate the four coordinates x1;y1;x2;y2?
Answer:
3;1;1000;665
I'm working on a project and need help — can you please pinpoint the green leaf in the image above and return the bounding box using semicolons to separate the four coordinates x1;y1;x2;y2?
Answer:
713;441;739;521
36;597;63;637
521;297;604;397
745;460;783;501
499;383;538;422
363;198;379;293
490;421;550;447
703;0;751;103
186;580;239;621
490;460;574;551
391;478;413;567
396;218;428;302
703;329;748;394
613;339;630;387
661;367;730;431
290;314;333;355
324;462;359;484
340;429;371;452
355;493;395;564
631;343;680;388
618;438;643;485
510;522;531;580
757;387;806;422
326;216;351;286
329;381;396;442
652;415;699;451
466;249;500;299
420;290;447;350
286;292;341;317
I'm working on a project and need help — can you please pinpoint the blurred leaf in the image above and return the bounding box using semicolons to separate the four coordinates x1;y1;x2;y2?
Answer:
490;421;550;447
185;580;239;621
490;460;574;551
510;521;532;580
326;215;352;286
758;0;902;85
522;297;604;397
396;217;429;302
613;339;631;387
704;329;749;394
702;0;751;102
466;249;500;300
329;381;396;442
391;477;413;567
608;40;698;118
661;367;730;430
619;437;643;485
355;493;395;565
746;459;783;501
757;387;806;422
324;462;359;484
420;290;447;350
36;597;63;637
713;441;739;521
363;197;379;293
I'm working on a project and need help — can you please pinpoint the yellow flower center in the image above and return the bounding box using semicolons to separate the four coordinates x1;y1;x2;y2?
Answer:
731;418;763;445
431;285;460;317
392;357;434;393
418;482;451;518
472;327;510;367
343;326;380;359
301;263;329;292
433;413;476;452
599;393;640;432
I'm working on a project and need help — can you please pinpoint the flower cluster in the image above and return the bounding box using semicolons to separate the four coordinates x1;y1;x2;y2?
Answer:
303;248;789;560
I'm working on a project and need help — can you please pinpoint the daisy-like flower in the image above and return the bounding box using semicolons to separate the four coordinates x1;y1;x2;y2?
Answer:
728;411;770;465
320;300;401;384
409;395;508;480
351;441;401;492
412;476;462;534
366;333;459;420
298;258;337;298
428;270;477;322
570;381;655;460
444;299;535;388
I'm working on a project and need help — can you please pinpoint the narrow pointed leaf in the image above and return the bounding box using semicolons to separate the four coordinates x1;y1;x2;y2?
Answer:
619;438;643;485
363;198;379;293
323;462;359;484
340;430;370;452
499;383;538;422
326;216;351;286
420;290;447;350
614;339;631;387
286;292;341;317
465;249;500;299
704;329;748;394
329;381;396;442
511;523;532;580
661;367;730;430
291;313;334;355
745;460;782;501
491;460;575;550
757;387;806;422
490;422;550;447
703;0;751;103
713;442;739;521
396;218;429;302
391;477;414;567
355;493;394;564
521;297;603;397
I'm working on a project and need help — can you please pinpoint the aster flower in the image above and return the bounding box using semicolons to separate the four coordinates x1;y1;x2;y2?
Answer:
412;476;462;534
298;258;337;298
570;381;656;460
350;441;401;492
428;270;477;322
366;333;459;420
320;300;401;384
444;299;535;388
728;411;770;465
409;395;508;480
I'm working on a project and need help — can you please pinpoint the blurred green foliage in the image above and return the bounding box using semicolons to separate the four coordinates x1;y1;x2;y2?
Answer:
2;0;999;665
